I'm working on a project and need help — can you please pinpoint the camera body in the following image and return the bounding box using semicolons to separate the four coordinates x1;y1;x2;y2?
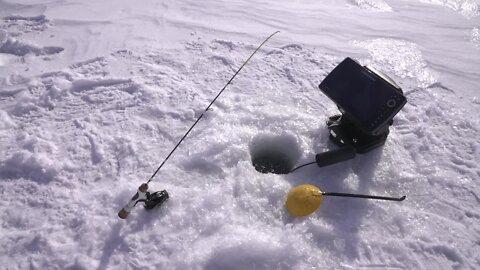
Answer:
319;57;406;153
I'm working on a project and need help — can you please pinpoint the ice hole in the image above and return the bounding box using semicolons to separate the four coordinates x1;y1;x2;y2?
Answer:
250;133;301;174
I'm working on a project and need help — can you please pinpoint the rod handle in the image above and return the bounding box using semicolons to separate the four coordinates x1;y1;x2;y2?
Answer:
117;184;149;219
118;208;130;219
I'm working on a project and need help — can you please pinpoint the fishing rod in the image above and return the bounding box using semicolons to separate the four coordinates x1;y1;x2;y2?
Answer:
118;31;280;219
146;30;279;184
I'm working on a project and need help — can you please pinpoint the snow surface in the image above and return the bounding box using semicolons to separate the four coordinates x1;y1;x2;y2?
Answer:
0;0;479;269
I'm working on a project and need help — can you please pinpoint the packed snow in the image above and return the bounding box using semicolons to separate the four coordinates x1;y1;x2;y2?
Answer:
0;0;479;269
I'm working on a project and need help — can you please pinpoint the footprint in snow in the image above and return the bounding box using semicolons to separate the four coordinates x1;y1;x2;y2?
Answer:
0;35;63;56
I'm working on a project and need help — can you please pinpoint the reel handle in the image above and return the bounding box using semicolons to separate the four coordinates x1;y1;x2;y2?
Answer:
118;183;149;219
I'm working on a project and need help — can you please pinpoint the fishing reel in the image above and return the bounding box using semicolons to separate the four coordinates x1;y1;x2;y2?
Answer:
144;190;169;210
118;183;169;219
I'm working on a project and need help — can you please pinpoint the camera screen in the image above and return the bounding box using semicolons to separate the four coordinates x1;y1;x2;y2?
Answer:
319;58;406;134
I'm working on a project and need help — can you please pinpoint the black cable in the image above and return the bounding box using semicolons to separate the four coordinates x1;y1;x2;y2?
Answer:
289;161;316;173
289;147;357;173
